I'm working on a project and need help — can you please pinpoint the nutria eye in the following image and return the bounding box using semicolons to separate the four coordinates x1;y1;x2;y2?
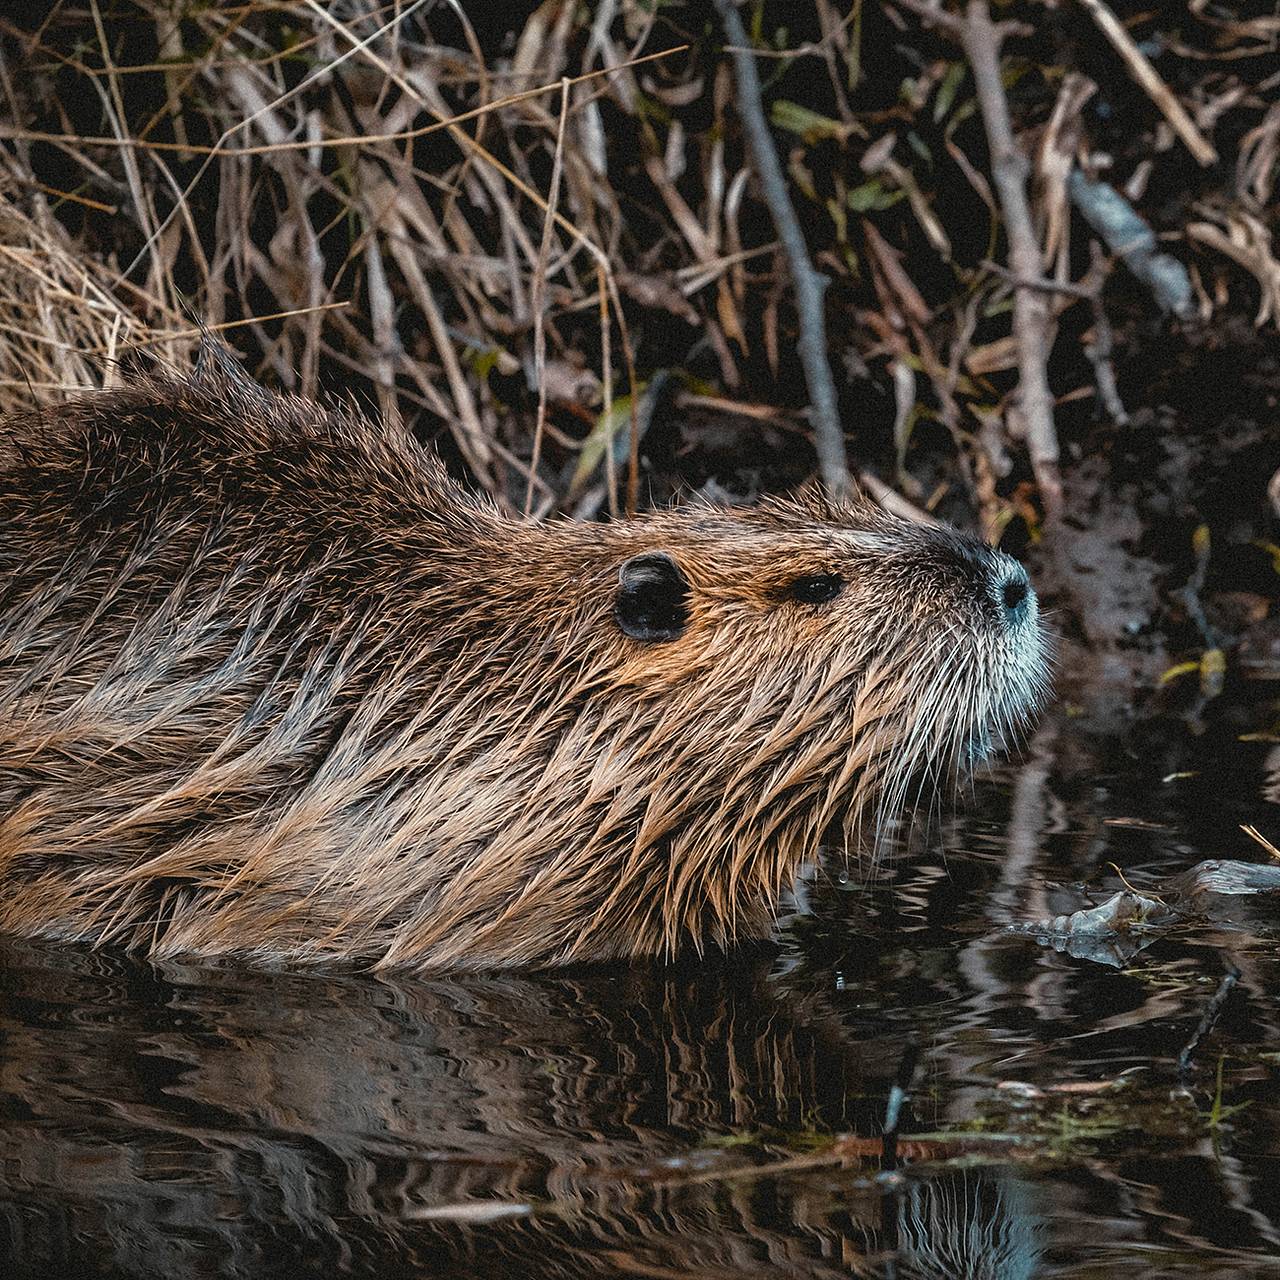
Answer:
788;574;845;604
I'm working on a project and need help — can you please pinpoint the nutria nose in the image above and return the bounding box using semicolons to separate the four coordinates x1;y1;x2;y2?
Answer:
996;561;1033;625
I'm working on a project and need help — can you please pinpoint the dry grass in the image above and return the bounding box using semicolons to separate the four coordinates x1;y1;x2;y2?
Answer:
1;2;700;515
1;1;1278;525
0;151;191;398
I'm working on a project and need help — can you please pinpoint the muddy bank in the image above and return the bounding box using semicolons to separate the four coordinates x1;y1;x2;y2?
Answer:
1027;317;1280;730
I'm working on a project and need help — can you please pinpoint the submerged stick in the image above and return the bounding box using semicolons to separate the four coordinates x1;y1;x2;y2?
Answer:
1177;965;1240;1079
713;0;853;498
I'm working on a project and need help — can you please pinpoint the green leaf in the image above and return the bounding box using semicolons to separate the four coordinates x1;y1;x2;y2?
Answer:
943;95;980;140
770;100;850;143
570;388;645;494
846;179;905;212
934;61;966;121
467;345;503;382
906;130;932;166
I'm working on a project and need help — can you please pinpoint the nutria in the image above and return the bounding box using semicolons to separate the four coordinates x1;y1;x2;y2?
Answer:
0;344;1047;970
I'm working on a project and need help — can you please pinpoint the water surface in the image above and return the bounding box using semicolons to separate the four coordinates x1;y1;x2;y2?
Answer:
3;703;1279;1278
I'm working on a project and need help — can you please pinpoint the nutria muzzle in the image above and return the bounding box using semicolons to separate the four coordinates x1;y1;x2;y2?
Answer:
0;348;1049;970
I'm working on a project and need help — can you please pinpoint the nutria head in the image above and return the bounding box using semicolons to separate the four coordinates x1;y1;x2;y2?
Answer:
0;347;1047;969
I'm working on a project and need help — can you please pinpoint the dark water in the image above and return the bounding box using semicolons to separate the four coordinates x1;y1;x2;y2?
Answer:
3;702;1279;1279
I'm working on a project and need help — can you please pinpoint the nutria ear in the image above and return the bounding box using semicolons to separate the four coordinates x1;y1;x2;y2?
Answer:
616;553;690;642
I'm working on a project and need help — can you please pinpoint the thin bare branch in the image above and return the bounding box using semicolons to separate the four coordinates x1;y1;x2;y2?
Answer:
712;0;852;497
525;78;571;517
959;0;1062;518
1077;0;1218;167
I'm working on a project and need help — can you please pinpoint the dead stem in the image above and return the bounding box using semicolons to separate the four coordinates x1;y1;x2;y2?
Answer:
526;78;571;517
1077;0;1218;168
713;0;853;499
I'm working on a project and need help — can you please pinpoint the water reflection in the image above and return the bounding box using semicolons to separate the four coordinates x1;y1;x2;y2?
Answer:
0;947;1039;1278
1;705;1278;1279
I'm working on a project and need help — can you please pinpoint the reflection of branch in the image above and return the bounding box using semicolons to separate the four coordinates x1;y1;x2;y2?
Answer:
713;0;852;497
894;0;1062;521
1177;966;1240;1079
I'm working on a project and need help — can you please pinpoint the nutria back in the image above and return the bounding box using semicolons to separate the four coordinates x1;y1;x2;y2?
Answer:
0;347;1047;970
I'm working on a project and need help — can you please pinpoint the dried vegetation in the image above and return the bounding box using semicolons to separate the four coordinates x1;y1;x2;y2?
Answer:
1;0;1278;535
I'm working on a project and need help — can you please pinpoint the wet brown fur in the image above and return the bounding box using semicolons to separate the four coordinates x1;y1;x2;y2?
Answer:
0;350;1047;970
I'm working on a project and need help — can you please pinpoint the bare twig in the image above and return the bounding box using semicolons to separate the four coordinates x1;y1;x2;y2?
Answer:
0;44;691;160
890;0;965;39
1084;243;1128;425
857;470;939;525
525;78;570;516
891;0;1061;516
303;0;647;511
1241;824;1280;860
100;300;351;354
979;260;1097;300
1070;171;1195;317
1077;0;1218;168
712;0;852;497
597;260;617;518
959;1;1062;519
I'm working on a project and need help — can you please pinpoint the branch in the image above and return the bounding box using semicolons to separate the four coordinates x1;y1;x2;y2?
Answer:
891;1;1062;518
713;0;852;497
889;0;966;38
958;0;1062;519
1077;0;1217;168
1069;170;1194;317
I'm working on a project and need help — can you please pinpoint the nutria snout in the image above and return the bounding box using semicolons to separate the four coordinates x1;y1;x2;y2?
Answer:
0;346;1048;970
